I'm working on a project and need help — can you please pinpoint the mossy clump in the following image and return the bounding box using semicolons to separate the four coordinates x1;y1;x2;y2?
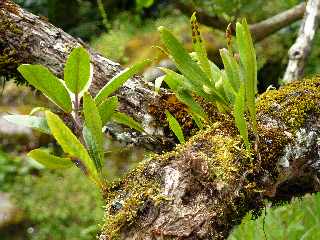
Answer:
102;159;162;239
188;125;248;182
257;76;320;131
0;8;29;85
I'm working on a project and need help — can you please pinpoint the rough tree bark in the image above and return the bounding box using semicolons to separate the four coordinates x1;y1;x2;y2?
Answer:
0;0;177;152
1;1;320;240
176;2;306;42
283;0;320;84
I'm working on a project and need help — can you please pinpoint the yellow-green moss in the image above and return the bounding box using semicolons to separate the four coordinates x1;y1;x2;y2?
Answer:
257;76;320;131
0;8;29;85
102;159;162;239
188;125;248;182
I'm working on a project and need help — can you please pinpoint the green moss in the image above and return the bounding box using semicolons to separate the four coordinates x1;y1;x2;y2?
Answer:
0;9;29;85
257;76;320;131
102;77;319;238
102;159;162;239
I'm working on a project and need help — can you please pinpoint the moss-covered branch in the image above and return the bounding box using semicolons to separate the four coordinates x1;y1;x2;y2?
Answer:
100;76;320;239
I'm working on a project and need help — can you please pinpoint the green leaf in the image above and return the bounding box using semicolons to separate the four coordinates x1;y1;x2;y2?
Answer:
234;84;250;150
220;48;241;92
159;67;192;91
159;27;211;89
154;75;165;93
45;111;99;183
158;26;227;106
18;64;72;113
83;92;104;173
28;148;73;169
136;0;154;8
3;114;50;134
64;47;92;94
190;13;212;80
98;96;119;126
95;59;151;105
29;107;50;116
165;110;185;144
221;70;236;104
112;112;144;132
176;89;207;120
191;112;204;129
236;19;257;132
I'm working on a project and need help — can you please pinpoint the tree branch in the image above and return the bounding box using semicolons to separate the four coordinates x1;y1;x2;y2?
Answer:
100;77;320;239
0;0;178;152
1;2;320;239
176;2;306;42
283;0;320;83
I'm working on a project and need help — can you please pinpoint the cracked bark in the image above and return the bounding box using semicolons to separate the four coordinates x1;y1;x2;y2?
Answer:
1;1;320;239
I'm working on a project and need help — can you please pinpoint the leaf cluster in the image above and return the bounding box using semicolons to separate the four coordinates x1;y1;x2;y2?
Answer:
159;13;258;151
3;47;148;187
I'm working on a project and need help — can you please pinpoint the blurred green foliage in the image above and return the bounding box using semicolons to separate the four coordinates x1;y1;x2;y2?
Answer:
7;167;103;240
229;194;320;240
189;0;301;21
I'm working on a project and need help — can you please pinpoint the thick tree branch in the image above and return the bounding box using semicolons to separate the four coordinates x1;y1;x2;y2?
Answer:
283;0;320;83
1;2;320;239
0;0;177;151
100;77;320;239
176;2;306;42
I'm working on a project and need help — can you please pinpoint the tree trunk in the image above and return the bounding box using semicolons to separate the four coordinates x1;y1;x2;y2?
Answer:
1;1;320;239
283;0;320;84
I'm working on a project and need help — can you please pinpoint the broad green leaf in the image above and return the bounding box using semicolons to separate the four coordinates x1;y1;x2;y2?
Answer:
236;19;257;132
45;111;99;182
95;59;151;105
18;64;72;113
64;47;92;94
83;92;104;173
165;110;185;144
190;13;212;80
112;112;144;132
220;48;241;92
176;89;207;120
98;96;119;126
234;84;250;150
3;115;50;134
28;148;73;169
159;27;228;106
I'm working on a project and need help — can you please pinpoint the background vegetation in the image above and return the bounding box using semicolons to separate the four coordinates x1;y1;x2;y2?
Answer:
1;0;319;239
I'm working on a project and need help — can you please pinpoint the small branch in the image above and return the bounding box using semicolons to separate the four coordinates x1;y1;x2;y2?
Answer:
176;2;306;42
283;0;320;84
250;2;306;42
